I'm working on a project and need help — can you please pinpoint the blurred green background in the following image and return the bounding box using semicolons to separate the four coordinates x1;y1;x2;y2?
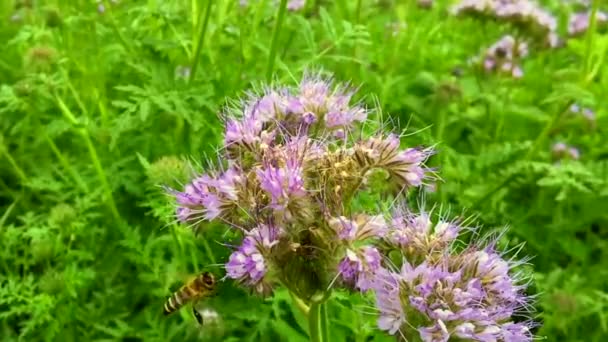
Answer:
1;0;607;341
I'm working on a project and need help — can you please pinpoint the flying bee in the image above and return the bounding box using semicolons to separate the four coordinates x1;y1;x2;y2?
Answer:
163;271;217;321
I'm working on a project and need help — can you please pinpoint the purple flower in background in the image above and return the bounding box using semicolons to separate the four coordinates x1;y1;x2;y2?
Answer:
552;142;580;161
569;11;608;36
175;65;191;80
451;0;559;48
240;0;306;11
418;0;433;9
570;103;596;123
480;35;528;78
287;0;306;11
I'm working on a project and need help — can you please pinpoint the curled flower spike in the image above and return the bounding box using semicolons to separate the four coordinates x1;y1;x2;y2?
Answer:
328;214;387;243
385;207;461;255
172;167;243;224
354;134;435;188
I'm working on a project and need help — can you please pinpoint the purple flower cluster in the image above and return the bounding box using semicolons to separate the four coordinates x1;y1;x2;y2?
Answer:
168;73;535;339
478;35;529;78
568;11;608;36
170;73;434;298
452;0;559;48
373;210;534;341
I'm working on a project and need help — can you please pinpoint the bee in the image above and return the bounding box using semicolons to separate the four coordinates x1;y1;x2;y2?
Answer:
163;271;217;321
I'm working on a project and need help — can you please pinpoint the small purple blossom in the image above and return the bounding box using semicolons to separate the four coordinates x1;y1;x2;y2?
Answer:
226;224;282;293
256;156;307;213
338;246;384;292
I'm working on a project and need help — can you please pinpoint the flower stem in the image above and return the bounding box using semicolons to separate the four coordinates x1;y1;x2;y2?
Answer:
584;0;600;76
308;302;329;342
189;0;213;83
56;96;121;223
266;0;288;82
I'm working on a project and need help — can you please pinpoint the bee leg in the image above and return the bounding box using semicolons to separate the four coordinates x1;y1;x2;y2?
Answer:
192;301;204;325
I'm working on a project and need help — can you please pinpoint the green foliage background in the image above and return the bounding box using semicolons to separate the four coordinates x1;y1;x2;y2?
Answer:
1;0;607;341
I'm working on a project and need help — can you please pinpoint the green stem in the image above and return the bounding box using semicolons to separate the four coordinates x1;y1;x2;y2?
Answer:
102;0;134;55
56;96;121;222
584;0;600;76
308;302;329;342
199;234;217;265
43;132;89;192
189;0;213;83
266;0;288;82
0;145;27;183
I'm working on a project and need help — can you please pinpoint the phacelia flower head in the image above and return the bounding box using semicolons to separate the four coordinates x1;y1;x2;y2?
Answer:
374;222;534;341
164;72;536;340
169;72;434;299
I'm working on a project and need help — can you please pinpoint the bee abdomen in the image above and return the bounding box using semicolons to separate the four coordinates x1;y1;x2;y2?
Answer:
163;292;185;315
